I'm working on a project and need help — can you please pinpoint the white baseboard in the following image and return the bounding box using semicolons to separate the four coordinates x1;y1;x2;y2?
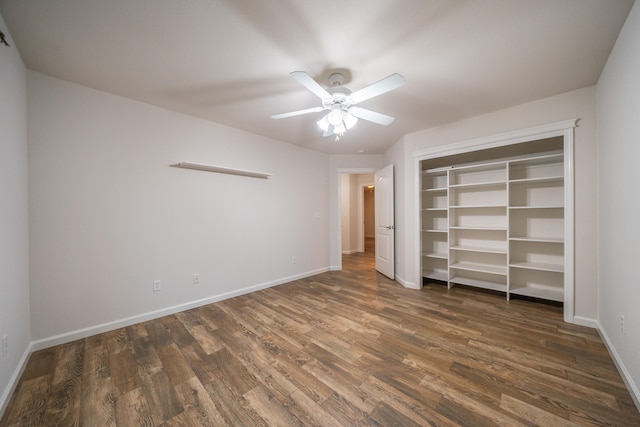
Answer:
594;320;640;411
30;267;328;352
341;249;361;255
395;274;419;289
572;315;599;329
550;316;639;410
0;344;32;419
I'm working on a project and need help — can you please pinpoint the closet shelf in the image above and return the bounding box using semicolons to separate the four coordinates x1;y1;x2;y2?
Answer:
509;236;564;243
449;276;507;292
509;261;564;273
450;262;507;276
423;270;449;282
172;161;272;179
448;180;506;189
422;251;448;259
450;245;507;254
449;226;507;231
509;205;563;210
510;285;564;302
449;205;507;209
509;176;564;184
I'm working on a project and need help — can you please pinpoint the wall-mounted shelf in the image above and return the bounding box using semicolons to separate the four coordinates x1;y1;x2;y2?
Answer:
171;161;272;179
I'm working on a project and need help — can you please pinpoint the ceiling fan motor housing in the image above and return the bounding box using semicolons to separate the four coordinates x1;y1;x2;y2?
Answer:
323;87;352;109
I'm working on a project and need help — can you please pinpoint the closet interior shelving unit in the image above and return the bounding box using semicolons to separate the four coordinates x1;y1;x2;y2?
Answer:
421;151;565;303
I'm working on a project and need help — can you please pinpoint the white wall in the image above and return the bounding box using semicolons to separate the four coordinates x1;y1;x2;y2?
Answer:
0;14;31;413
27;71;330;344
596;1;640;404
389;86;599;319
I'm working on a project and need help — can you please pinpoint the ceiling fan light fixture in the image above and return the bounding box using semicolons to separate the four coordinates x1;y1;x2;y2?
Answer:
343;111;358;129
316;114;330;132
327;109;343;126
317;109;358;137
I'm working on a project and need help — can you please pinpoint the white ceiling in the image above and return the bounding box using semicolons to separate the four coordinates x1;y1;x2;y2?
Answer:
0;0;634;154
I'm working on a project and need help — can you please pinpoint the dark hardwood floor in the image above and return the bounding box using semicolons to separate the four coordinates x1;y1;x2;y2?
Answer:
2;241;639;426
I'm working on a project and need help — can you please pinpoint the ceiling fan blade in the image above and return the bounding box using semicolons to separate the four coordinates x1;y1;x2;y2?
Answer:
271;106;324;119
349;73;406;104
349;107;395;126
290;71;332;100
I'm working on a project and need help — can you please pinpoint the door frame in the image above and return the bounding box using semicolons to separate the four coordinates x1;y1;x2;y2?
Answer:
413;119;577;323
335;168;378;272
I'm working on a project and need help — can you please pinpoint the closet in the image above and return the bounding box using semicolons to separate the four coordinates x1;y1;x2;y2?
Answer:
420;135;569;304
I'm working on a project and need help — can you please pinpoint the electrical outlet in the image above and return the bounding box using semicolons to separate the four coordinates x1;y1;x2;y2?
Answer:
193;274;200;285
620;314;625;335
153;280;161;292
1;334;8;358
292;256;297;264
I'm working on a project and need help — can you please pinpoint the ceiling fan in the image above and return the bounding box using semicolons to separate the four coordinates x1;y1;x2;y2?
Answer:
271;71;405;140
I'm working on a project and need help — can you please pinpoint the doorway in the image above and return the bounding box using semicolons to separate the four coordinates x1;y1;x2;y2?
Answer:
363;185;375;253
340;173;374;255
336;165;396;279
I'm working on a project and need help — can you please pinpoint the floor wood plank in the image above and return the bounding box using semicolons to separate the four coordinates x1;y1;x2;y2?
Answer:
2;241;639;426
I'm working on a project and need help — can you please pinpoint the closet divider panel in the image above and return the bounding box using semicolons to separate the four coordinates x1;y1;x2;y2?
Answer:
507;154;565;302
447;162;508;293
421;169;449;282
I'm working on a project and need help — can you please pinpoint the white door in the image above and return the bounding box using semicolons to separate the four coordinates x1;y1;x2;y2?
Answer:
375;164;395;279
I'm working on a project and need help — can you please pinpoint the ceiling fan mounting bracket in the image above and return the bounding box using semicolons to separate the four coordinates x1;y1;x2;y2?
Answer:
328;72;345;87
